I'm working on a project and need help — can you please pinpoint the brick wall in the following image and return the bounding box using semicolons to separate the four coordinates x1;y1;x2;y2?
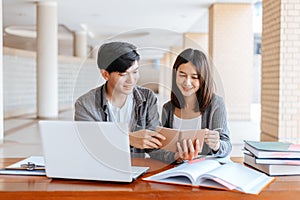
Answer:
261;0;300;143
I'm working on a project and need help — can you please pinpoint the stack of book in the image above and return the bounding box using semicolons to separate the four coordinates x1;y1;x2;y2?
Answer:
243;140;300;176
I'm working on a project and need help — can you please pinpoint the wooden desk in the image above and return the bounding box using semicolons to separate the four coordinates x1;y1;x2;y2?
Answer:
0;157;300;200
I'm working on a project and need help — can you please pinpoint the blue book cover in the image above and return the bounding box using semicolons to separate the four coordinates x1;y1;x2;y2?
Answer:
244;141;300;159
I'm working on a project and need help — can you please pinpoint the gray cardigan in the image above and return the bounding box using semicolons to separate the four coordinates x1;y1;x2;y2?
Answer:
74;83;175;163
161;94;232;157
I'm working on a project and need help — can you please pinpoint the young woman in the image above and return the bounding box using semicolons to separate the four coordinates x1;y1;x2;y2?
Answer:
162;48;232;161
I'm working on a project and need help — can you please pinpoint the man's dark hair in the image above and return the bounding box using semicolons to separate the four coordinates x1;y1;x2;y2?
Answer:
97;42;140;73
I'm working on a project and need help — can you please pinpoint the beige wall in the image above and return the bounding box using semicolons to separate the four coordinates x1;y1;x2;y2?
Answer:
138;59;160;93
184;33;208;54
261;0;300;143
3;47;101;118
209;3;253;120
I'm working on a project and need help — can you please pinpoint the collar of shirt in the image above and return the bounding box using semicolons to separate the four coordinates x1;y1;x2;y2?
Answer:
95;83;147;120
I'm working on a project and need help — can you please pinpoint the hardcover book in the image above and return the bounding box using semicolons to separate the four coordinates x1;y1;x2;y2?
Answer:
244;140;300;159
244;153;300;176
156;126;205;152
244;150;300;165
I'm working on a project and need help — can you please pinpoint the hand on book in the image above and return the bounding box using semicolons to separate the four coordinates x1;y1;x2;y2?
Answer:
174;139;201;161
204;129;220;151
129;129;166;149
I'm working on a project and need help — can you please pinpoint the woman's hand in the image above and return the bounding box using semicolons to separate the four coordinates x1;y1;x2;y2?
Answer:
204;129;220;151
129;129;166;149
174;139;201;161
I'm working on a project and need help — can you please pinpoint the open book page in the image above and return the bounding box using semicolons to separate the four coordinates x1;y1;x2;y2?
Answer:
197;163;275;194
5;156;45;169
143;160;221;185
0;156;46;176
143;158;275;195
189;155;232;164
156;126;205;152
0;169;46;176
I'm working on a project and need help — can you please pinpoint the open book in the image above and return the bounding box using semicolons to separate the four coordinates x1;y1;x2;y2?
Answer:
156;126;205;152
0;156;46;176
143;159;275;195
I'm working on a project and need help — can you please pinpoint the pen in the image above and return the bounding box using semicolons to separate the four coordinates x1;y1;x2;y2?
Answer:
20;162;45;171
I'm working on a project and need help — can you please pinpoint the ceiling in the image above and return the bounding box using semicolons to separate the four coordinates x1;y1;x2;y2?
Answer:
3;0;256;60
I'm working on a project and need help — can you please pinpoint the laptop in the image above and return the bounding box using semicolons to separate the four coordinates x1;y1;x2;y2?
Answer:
39;120;149;182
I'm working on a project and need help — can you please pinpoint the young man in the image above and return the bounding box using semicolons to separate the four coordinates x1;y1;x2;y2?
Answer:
74;42;174;162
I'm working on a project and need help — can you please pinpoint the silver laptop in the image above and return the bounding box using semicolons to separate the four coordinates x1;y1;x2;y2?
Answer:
39;120;149;182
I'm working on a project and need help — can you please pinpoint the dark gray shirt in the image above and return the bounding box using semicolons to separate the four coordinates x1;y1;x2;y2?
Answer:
74;83;175;163
161;94;232;157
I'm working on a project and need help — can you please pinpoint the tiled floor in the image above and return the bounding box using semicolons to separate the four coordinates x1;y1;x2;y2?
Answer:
0;107;260;158
1;110;74;158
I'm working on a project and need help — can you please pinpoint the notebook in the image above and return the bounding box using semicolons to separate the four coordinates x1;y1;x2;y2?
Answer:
39;120;149;182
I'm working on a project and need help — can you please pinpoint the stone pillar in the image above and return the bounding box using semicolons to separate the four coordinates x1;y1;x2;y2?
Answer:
0;0;3;142
184;33;208;54
209;3;253;120
158;47;183;103
36;1;58;118
159;53;172;98
261;0;300;143
73;31;87;58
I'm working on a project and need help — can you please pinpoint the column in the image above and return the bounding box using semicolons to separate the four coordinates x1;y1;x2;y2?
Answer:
159;53;172;98
73;31;87;58
184;33;208;54
261;0;300;143
36;1;58;118
209;3;253;120
158;47;183;101
0;0;3;142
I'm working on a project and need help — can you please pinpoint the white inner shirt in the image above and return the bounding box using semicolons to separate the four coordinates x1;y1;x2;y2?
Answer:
173;114;202;130
107;93;133;124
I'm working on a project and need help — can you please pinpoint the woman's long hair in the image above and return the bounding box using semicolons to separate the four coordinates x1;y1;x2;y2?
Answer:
170;48;214;113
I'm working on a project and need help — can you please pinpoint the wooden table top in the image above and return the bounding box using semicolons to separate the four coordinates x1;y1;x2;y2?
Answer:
0;157;300;200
